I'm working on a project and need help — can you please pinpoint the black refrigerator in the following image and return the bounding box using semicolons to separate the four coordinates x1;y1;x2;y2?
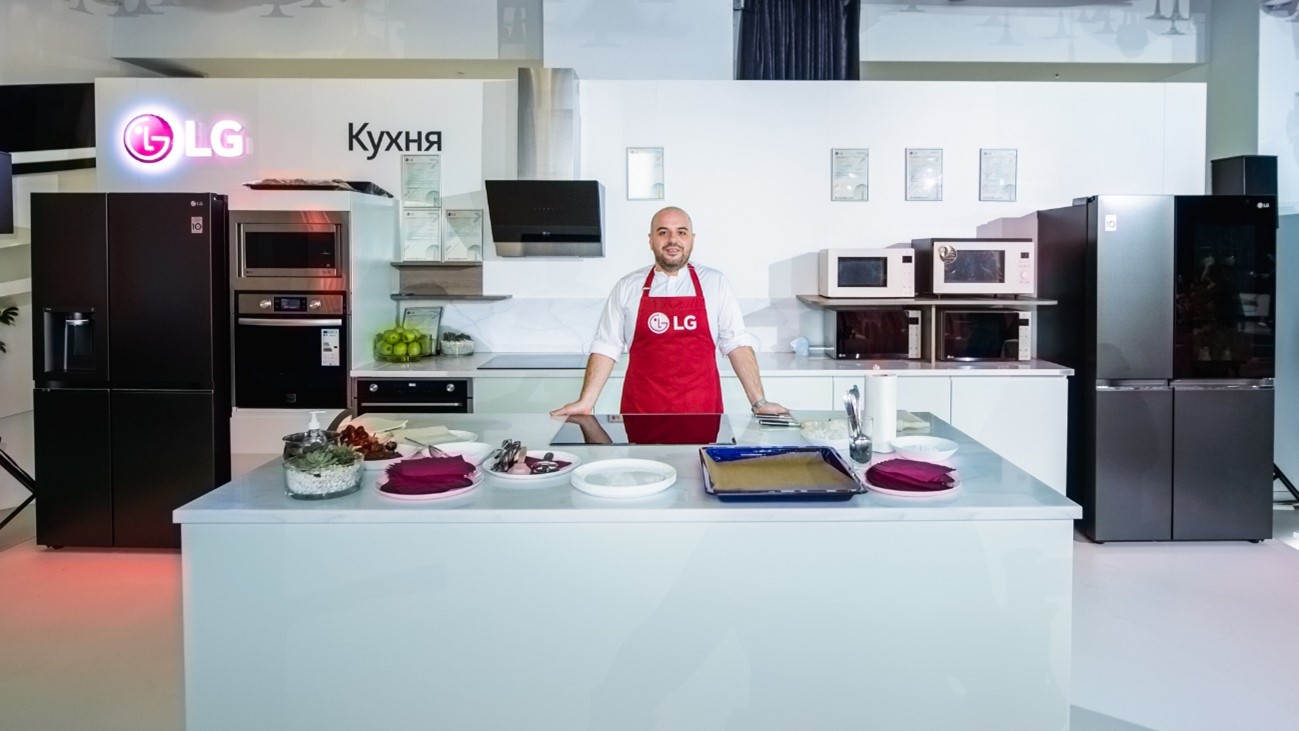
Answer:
32;193;231;549
1037;195;1276;542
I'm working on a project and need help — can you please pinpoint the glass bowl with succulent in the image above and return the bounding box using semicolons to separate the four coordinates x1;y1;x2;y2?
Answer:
440;331;475;357
283;445;364;500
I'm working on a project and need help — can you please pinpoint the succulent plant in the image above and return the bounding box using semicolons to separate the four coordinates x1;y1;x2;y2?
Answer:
441;331;472;342
286;445;359;472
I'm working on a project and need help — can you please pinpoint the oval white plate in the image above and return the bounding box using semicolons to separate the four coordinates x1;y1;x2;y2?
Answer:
571;459;677;499
485;450;582;482
376;468;483;500
865;474;961;498
435;441;495;464
890;436;959;463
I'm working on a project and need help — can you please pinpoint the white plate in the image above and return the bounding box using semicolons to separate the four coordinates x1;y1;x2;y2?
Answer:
359;443;421;471
865;474;961;498
570;459;677;499
376;468;483;501
485;450;582;482
890;436;959;463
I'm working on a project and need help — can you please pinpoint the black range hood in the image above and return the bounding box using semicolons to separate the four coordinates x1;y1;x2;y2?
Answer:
485;179;605;257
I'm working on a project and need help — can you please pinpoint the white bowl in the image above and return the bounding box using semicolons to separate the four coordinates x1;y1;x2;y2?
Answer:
890;436;959;463
434;441;495;465
360;443;420;471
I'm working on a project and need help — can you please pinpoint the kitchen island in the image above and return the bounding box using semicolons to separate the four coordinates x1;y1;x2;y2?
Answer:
176;412;1080;731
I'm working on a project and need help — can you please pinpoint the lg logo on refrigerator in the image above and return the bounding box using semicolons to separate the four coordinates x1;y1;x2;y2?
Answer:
122;113;248;164
647;312;697;334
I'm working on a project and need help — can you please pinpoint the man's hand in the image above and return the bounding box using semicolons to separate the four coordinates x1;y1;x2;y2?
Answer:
754;401;791;416
550;401;595;416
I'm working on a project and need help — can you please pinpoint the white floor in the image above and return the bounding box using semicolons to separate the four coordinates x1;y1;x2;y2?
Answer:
2;408;1298;730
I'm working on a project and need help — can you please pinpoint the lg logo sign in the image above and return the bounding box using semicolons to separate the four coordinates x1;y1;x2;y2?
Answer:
122;113;247;164
647;313;697;334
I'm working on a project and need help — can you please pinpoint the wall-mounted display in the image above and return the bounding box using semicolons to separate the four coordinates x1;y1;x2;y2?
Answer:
905;148;943;201
830;148;870;201
400;154;442;208
626;147;664;200
979;148;1018;202
401;208;441;261
444;209;484;262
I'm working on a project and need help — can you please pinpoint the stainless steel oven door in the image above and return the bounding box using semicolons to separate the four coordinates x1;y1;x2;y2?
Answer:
233;294;349;408
230;210;349;292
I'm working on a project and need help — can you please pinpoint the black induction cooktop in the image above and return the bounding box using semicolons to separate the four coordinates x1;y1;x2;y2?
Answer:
478;354;589;370
550;414;736;446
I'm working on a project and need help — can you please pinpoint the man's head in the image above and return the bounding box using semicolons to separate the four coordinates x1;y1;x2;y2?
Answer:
648;207;695;274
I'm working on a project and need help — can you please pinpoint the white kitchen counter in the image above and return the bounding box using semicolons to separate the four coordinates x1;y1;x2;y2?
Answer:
177;412;1078;731
351;351;1074;378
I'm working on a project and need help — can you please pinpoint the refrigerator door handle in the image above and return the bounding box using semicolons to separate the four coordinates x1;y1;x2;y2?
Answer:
236;317;344;328
1172;378;1274;391
1096;379;1170;391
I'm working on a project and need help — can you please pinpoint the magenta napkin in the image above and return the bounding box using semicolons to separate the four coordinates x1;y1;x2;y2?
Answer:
865;459;956;492
381;456;475;495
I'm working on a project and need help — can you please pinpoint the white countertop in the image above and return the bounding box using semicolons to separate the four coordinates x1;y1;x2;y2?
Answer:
176;411;1080;525
352;352;1074;378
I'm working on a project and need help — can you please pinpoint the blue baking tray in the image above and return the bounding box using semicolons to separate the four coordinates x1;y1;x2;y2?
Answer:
699;446;865;502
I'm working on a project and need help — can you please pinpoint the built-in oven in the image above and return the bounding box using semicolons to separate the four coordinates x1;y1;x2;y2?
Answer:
233;293;348;408
938;309;1032;362
829;309;923;360
911;238;1036;296
354;379;473;415
230;210;349;292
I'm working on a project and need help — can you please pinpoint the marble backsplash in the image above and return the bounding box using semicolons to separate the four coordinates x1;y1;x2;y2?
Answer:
431;298;826;354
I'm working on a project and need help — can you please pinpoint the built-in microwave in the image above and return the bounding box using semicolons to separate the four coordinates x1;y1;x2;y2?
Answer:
818;248;915;298
829;309;923;360
910;238;1035;296
938;310;1032;362
230;210;349;292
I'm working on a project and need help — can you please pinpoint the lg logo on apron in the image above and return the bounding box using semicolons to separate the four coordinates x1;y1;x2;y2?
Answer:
647;312;697;334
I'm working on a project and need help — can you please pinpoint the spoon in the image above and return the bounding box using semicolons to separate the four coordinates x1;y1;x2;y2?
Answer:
843;388;861;438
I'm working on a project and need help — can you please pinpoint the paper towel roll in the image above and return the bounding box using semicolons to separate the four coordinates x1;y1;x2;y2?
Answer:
865;374;898;453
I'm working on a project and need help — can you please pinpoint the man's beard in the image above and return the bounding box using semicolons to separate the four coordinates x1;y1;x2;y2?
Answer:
655;250;689;273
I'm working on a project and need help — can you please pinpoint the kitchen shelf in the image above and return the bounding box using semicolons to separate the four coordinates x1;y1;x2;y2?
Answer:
391;261;483;268
797;294;1057;310
390;294;511;301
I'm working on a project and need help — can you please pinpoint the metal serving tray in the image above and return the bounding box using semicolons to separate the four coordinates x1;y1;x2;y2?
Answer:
699;446;865;502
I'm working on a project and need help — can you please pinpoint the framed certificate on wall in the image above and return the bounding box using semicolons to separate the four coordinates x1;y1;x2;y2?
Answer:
831;148;870;202
979;148;1018;202
905;148;943;202
627;147;665;200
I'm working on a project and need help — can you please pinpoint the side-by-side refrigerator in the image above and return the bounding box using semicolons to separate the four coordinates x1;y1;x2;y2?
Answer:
32;193;231;549
1037;195;1276;542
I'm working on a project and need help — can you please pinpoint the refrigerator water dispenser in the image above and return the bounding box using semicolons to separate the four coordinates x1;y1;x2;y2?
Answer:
43;309;96;372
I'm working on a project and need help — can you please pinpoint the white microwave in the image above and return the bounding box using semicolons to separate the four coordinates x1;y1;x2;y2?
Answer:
818;248;916;298
911;238;1035;296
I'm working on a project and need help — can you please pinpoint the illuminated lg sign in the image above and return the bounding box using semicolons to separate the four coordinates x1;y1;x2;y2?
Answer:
122;112;247;165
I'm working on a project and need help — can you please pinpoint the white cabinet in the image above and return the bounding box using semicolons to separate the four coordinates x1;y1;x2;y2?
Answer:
724;376;833;412
949;377;1068;494
474;377;624;414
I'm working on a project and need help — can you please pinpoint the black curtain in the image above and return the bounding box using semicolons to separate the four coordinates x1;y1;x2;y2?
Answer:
737;0;861;80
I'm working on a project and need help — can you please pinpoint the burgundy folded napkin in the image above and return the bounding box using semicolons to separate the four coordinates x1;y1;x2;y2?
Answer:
865;459;956;492
381;456;476;495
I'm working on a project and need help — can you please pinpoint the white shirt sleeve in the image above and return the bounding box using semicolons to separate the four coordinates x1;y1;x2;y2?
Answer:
710;271;759;355
588;283;629;362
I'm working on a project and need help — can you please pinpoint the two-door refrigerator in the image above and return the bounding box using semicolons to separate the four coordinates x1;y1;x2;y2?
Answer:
32;193;231;549
1037;195;1277;542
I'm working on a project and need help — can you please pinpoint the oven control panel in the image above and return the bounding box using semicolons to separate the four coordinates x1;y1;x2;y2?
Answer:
236;293;345;315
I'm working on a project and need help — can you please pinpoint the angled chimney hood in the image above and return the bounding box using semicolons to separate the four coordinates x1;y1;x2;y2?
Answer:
486;68;605;257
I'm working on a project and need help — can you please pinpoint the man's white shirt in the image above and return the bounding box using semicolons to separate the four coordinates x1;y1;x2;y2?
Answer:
588;263;759;362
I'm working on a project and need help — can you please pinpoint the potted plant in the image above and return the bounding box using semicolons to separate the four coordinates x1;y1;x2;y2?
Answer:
0;306;18;353
283;445;363;500
440;331;475;357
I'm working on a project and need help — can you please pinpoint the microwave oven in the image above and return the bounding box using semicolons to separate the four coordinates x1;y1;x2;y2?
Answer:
829;309;923;360
911;238;1035;296
230;210;349;292
938;310;1032;362
818;248;915;298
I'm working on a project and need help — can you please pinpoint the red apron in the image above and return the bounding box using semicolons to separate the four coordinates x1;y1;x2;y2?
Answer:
620;264;725;420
